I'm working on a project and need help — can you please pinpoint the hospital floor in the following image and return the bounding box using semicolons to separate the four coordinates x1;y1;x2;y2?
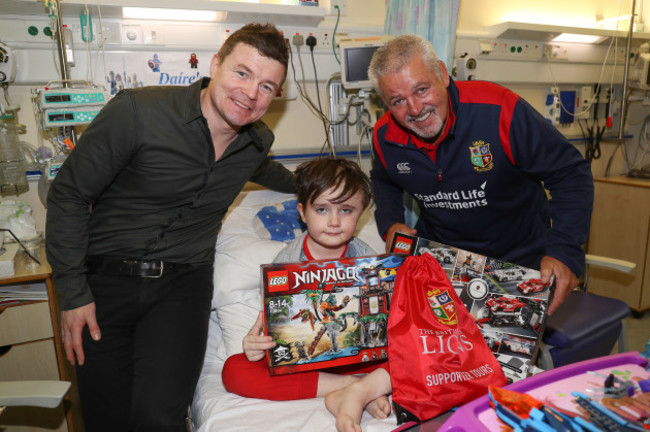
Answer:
621;311;650;354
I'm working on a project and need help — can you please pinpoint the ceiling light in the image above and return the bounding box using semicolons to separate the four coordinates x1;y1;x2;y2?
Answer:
122;7;227;22
552;33;608;44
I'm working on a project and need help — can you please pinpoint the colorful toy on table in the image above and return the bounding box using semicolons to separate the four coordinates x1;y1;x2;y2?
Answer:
571;392;648;432
437;352;650;432
488;369;650;431
488;386;600;432
586;371;650;398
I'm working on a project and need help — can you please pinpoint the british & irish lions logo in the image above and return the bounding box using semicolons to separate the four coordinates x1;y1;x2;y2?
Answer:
426;288;458;326
469;140;493;172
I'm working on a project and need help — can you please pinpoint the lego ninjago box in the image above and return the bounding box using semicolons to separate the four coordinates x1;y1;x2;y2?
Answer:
261;254;406;376
390;233;553;383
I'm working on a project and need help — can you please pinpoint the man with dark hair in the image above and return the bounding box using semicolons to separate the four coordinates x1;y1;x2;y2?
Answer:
46;22;295;431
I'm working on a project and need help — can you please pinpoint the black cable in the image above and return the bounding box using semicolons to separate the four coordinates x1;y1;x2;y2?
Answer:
585;120;603;161
578;119;588;157
0;229;41;265
289;43;332;137
307;40;331;151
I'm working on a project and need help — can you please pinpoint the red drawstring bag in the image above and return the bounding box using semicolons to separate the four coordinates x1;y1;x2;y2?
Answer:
388;253;507;424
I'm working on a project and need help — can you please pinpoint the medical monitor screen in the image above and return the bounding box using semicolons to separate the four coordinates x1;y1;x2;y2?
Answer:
340;37;390;90
344;47;377;83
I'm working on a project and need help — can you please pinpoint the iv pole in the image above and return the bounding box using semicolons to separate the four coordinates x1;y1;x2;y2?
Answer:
50;0;77;147
617;0;636;144
52;0;70;85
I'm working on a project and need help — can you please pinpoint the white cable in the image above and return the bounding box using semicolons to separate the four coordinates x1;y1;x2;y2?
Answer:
94;0;109;92
545;32;619;118
83;2;93;83
608;0;624;114
48;12;61;80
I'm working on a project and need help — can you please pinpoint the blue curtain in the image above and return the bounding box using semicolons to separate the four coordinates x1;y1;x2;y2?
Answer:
384;0;461;69
383;0;461;228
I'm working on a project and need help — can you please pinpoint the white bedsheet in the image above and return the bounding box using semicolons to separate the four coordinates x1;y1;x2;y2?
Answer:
193;360;397;432
190;187;399;432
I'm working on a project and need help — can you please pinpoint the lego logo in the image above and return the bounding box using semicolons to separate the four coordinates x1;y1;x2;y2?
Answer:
267;270;289;292
269;276;288;286
395;241;410;250
393;238;413;253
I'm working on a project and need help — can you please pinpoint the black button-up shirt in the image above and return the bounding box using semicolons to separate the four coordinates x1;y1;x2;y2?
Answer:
46;78;296;309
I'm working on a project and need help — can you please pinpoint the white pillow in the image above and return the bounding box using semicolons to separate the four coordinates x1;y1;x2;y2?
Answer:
204;311;227;364
216;297;262;357
212;234;286;309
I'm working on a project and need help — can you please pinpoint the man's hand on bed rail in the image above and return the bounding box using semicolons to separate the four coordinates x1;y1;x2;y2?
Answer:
243;311;276;362
61;302;102;365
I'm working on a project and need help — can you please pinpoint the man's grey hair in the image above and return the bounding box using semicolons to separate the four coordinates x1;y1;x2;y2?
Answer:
368;34;442;101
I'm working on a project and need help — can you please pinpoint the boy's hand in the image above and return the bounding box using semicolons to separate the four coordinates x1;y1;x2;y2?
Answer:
243;311;276;361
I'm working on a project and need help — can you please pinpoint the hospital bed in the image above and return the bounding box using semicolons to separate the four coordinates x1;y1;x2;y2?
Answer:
189;188;397;432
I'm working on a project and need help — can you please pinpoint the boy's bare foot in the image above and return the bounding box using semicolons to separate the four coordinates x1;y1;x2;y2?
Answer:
365;395;391;419
325;383;365;432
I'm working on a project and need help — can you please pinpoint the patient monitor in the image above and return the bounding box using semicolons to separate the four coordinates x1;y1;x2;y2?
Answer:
339;37;392;91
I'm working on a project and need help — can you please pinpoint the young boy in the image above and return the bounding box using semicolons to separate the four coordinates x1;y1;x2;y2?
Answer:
222;157;392;425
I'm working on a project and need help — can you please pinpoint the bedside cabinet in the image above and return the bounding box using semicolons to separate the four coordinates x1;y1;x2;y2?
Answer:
0;243;77;432
587;176;650;313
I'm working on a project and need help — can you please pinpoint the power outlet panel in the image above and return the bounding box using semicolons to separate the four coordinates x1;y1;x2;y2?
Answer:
545;44;569;61
143;24;165;45
478;39;543;61
306;30;334;51
605;46;629;64
99;22;121;44
575;86;593;119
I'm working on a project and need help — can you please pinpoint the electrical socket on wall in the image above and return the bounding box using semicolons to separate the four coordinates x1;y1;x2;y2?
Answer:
308;30;334;51
478;39;543;61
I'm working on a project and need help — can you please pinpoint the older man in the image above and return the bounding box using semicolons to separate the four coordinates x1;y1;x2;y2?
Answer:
46;23;295;431
368;34;593;316
323;33;594;432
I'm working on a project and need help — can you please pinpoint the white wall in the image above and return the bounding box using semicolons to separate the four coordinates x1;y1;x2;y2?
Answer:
457;0;638;32
0;0;386;231
2;0;649;233
456;0;649;179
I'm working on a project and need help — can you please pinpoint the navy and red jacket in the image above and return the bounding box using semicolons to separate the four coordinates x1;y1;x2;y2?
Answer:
371;78;594;276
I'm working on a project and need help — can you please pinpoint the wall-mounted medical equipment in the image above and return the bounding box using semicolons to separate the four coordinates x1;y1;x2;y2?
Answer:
38;88;106;109
629;53;650;90
328;37;392;150
41;106;102;128
339;36;391;91
0;42;16;84
33;82;106;129
453;54;478;81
